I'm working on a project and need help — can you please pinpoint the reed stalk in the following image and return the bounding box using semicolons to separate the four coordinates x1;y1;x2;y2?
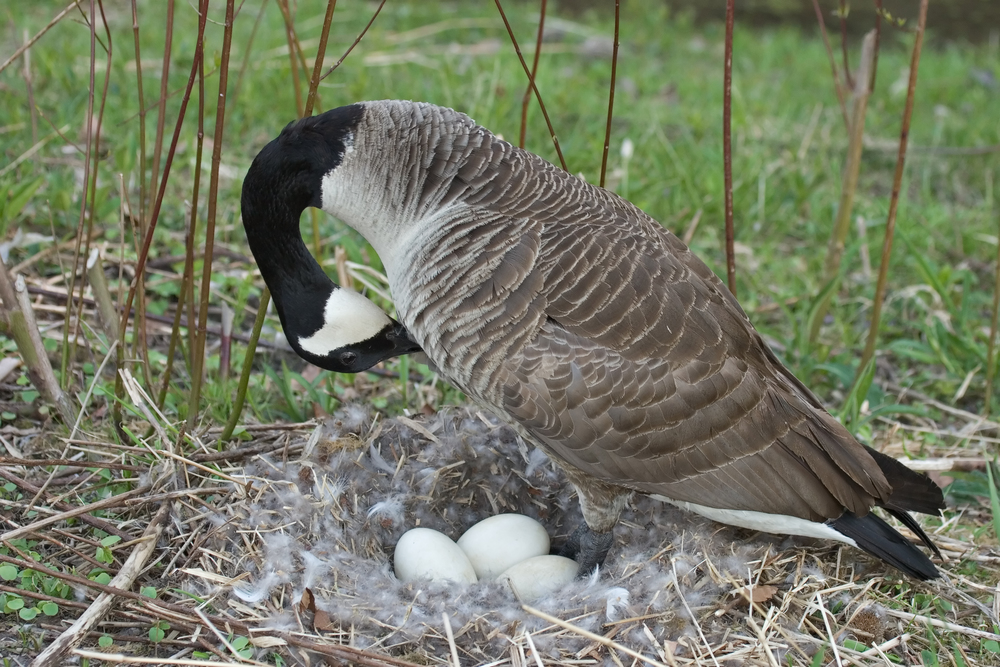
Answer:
857;0;930;374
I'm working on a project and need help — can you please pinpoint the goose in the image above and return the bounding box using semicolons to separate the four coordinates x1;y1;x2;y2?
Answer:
241;100;944;580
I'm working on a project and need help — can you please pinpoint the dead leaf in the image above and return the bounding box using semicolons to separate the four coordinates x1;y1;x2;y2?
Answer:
735;584;778;604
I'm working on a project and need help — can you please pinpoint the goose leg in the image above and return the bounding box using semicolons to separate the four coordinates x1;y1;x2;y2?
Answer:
561;524;616;575
558;465;632;576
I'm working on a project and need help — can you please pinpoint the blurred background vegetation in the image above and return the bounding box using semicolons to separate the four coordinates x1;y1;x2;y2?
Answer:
2;1;999;663
2;0;997;429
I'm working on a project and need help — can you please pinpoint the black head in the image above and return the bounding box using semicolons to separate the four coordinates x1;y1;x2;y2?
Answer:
240;103;423;375
241;103;365;238
291;319;422;373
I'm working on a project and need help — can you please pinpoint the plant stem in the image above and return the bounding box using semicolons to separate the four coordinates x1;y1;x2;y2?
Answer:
220;290;270;442
304;0;337;118
117;0;207;427
809;30;877;345
519;0;546;149
810;0;850;130
187;0;236;431
857;0;929;373
599;0;620;189
494;0;567;171
722;0;737;297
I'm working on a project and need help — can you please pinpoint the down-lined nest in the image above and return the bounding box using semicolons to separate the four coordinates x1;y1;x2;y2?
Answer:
178;405;990;665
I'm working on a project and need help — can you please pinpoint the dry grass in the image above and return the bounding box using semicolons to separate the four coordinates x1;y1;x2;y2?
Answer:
2;399;997;666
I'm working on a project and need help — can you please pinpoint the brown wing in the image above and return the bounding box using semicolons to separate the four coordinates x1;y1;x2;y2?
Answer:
478;155;892;522
395;130;892;524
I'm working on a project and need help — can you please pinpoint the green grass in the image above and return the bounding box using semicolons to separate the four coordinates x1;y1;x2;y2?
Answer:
1;1;999;661
2;1;997;424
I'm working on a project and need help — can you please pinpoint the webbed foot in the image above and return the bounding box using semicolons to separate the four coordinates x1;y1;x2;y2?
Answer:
559;524;614;578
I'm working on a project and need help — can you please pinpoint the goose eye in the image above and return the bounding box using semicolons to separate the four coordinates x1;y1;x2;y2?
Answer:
339;351;358;366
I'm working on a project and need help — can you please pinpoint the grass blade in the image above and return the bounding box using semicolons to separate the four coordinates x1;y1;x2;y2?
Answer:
986;460;1000;543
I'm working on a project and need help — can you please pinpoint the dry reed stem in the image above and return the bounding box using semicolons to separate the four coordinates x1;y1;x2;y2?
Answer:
64;0;115;390
598;0;620;189
0;483;152;543
494;0;567;172
275;0;304;116
809;30;877;345
304;0;337;117
20;28;38;142
524;606;670;667
187;0;236;429
858;0;930;371
148;0;174;220
129;0;147;227
7;270;76;423
119;0;208;423
519;0;547;149
722;0;737;297
31;503;171;666
985;180;1000;409
810;0;850;129
73;651;250;666
0;0;82;75
443;612;462;667
85;247;118;340
838;0;852;88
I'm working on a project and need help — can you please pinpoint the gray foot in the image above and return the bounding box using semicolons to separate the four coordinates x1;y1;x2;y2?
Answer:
559;524;614;577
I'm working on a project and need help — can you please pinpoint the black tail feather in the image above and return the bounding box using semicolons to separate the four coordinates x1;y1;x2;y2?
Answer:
884;507;943;559
865;446;945;516
829;511;939;580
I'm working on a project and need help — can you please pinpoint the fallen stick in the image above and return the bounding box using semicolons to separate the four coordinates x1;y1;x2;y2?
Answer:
32;502;170;666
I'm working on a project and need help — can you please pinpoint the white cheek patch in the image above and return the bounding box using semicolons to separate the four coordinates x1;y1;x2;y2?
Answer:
297;288;393;356
652;495;859;547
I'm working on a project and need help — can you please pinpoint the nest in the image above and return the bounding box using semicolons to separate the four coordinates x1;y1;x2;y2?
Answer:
173;404;986;666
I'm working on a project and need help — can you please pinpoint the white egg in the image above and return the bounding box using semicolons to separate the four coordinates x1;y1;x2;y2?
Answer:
393;528;478;584
457;513;550;579
497;555;580;601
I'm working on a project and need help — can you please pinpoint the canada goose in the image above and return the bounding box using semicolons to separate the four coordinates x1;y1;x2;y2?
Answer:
241;100;944;580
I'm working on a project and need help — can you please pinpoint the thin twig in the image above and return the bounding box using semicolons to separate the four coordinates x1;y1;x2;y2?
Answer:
187;0;236;430
320;0;387;81
31;503;170;666
599;0;620;188
722;0;737;296
811;0;850;129
858;0;929;371
810;30;877;344
494;0;567;171
519;0;547;149
0;0;82;75
1;484;152;543
305;0;337;117
839;0;852;89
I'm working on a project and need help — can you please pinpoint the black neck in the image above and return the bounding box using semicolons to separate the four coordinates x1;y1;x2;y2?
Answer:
242;180;333;342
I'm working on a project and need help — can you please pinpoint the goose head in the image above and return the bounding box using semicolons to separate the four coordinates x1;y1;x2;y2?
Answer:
241;105;421;373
